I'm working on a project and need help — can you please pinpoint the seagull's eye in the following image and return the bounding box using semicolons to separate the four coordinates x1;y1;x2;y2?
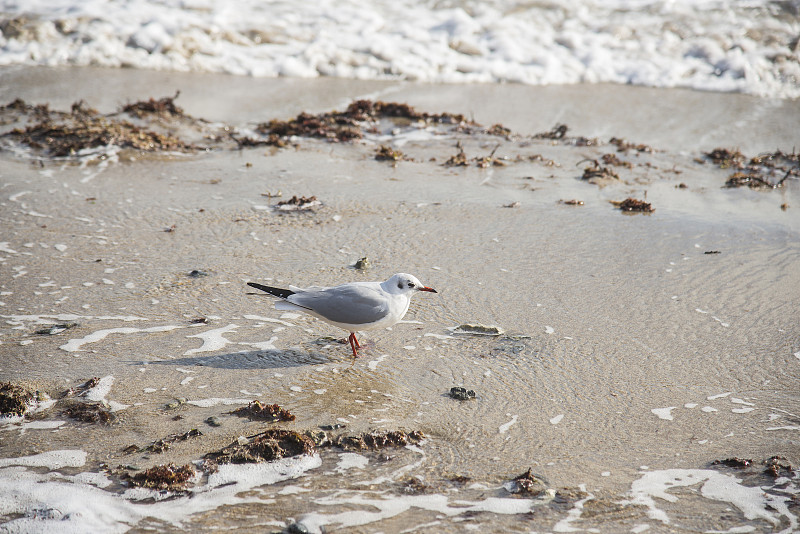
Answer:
408;282;415;288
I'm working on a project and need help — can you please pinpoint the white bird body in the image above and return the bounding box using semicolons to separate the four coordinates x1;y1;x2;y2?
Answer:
247;273;437;357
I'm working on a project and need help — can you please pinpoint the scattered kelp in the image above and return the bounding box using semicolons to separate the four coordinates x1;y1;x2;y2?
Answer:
710;456;797;484
34;322;78;335
580;159;620;186
0;382;36;417
707;147;799;189
147;429;203;453
612;198;655;213
534;124;598;146
601;153;633;168
275;195;321;211
442;142;506;168
231;401;295;422
449;387;476;401
354;257;371;270
1;98;196;158
705;148;746;168
121;91;185;118
559;199;585;206
204;429;315;465
126;463;196;492
61;400;115;424
256;99;471;145
711;457;752;468
452;324;505;336
506;468;547;496
375;145;404;162
610;137;654;153
334;430;425;451
764;456;793;478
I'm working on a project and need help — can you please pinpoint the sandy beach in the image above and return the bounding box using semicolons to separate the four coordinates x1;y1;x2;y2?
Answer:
1;66;799;533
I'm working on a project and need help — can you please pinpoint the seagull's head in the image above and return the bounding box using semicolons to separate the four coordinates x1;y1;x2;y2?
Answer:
385;273;437;295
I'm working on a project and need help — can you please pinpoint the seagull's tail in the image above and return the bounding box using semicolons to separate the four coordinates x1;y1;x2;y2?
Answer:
247;282;294;299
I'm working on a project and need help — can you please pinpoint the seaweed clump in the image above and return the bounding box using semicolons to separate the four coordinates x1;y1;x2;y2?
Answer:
257;99;470;145
507;468;547;495
580;159;619;186
1;98;196;157
231;401;295;422
61;400;115;425
127;463;196;492
0;382;36;417
121;91;185;118
707;148;799;190
146;428;203;453
204;429;315;466
612;198;655;213
610;137;654;153
335;430;424;451
375;144;404;162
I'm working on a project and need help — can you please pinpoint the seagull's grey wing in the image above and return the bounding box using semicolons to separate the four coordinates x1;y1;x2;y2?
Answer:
288;285;389;326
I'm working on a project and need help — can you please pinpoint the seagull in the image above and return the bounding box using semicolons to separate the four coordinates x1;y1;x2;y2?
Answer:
247;273;437;358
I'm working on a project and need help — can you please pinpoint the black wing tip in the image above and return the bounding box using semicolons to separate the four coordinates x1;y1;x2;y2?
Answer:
246;282;294;299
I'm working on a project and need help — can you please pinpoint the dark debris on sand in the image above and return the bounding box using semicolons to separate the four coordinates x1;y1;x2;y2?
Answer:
706;147;799;189
1;98;197;157
231;401;296;422
580;160;620;185
710;455;797;483
256;99;470;145
334;430;425;451
61;400;115;425
449;387;476;401
612;198;655;213
125;463;196;492
146;428;203;454
0;382;36;417
203;429;315;467
533;124;598;146
120;91;185;118
507;468;547;495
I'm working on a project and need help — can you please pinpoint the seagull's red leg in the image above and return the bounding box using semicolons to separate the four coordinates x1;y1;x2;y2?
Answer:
348;332;359;358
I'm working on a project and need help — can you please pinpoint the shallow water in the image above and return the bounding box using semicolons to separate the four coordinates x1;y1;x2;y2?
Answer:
1;70;799;533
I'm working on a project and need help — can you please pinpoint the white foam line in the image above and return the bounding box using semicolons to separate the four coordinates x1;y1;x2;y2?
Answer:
553;484;594;533
368;354;388;371
0;242;18;254
622;469;793;529
651;407;676;421
60;325;181;352
499;415;518;434
243;314;296;327
301;492;538;532
707;392;732;400
186;398;251;407
184;324;239;355
0;454;321;533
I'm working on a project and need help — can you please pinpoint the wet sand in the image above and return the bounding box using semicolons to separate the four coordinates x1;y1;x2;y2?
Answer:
1;66;799;533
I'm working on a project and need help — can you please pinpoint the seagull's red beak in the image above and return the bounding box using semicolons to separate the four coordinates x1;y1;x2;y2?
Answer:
419;286;437;293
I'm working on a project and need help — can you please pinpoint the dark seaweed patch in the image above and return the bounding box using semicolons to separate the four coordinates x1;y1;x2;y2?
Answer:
334;430;424;451
126;463;196;492
61;400;115;425
612;198;655;213
147;428;203;453
231;401;295;422
0;382;35;416
203;429;315;465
